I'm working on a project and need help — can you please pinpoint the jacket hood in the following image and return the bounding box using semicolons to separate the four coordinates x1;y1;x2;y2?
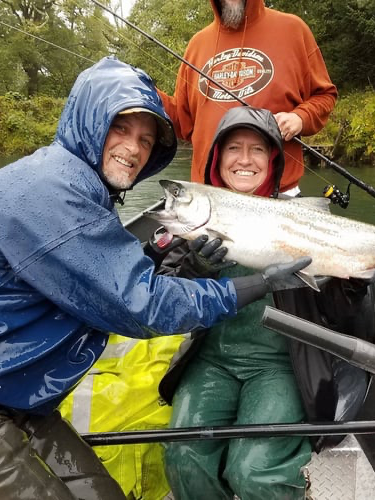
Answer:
210;0;265;28
55;56;177;187
204;106;284;196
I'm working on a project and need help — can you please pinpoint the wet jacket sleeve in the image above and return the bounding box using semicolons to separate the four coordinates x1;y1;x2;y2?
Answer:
1;159;237;339
6;220;237;338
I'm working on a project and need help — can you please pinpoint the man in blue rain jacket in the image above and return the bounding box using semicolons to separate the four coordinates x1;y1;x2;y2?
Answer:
0;56;311;499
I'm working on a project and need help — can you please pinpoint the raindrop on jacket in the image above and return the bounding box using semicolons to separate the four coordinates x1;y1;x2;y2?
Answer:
0;56;237;415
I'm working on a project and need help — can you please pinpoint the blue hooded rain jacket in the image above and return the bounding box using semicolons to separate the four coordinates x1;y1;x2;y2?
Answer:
0;56;237;415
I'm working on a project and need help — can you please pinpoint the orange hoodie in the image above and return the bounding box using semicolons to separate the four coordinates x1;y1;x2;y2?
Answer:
159;0;337;192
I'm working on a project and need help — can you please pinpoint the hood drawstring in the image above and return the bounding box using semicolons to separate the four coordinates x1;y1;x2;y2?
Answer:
204;24;221;102
204;11;248;106
110;191;126;205
204;0;266;106
234;15;248;87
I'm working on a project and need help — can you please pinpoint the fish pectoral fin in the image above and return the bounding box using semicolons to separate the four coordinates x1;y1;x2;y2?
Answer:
290;197;331;213
296;271;321;292
315;276;333;287
206;229;234;243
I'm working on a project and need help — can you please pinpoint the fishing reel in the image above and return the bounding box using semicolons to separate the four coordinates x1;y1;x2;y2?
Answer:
323;183;351;209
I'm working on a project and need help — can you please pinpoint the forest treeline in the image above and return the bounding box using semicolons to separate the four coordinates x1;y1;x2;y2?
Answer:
0;0;374;163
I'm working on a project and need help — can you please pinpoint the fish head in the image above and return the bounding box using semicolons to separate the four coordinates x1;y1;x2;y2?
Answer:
144;180;211;237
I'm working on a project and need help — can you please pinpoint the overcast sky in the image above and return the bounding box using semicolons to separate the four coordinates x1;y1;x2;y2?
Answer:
122;0;136;18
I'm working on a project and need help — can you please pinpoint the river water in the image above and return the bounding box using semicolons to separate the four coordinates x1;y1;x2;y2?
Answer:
116;149;375;226
1;149;375;225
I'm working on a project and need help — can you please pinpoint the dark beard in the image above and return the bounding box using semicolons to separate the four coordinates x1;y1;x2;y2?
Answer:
220;0;246;29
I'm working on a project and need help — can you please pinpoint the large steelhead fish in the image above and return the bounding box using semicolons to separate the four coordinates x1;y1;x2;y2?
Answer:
145;180;375;281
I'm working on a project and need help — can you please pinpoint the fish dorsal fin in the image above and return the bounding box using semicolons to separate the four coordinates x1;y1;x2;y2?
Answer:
289;197;331;212
277;193;293;200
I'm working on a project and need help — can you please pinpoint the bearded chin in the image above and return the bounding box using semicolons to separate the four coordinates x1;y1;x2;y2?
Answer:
220;1;246;29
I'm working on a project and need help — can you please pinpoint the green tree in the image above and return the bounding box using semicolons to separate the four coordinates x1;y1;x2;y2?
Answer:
0;0;115;97
116;0;375;93
0;21;28;93
266;0;375;92
0;0;59;95
1;0;374;98
117;0;212;93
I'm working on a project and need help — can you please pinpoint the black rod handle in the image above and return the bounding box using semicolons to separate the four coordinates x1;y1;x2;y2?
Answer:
81;421;375;446
262;306;375;374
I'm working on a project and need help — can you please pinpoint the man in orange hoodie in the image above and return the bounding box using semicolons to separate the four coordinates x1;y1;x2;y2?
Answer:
158;0;337;195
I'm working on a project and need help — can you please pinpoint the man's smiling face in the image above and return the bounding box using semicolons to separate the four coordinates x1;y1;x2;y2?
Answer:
102;112;157;190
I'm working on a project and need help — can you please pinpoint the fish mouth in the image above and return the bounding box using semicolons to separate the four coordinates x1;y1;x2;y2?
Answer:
144;180;211;235
144;198;172;223
144;180;187;224
144;200;198;233
143;190;183;228
143;198;169;220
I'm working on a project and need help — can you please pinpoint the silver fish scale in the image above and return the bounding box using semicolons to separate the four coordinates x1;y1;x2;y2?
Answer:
189;183;375;278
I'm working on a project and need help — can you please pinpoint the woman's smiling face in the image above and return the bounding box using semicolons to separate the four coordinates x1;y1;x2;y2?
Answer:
219;128;270;193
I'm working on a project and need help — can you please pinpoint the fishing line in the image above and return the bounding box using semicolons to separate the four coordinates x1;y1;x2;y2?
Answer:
81;421;375;445
86;2;322;180
3;3;373;199
91;0;252;105
87;7;335;188
0;10;324;188
0;20;95;63
1;2;308;180
90;0;375;200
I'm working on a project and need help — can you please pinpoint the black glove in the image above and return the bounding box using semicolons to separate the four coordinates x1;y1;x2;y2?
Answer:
232;256;313;309
143;226;185;270
178;235;237;279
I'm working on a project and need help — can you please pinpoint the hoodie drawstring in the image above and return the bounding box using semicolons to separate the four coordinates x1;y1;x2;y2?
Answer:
234;15;248;87
204;23;221;102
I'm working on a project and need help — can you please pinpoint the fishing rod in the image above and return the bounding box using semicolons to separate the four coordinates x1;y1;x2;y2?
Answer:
261;304;375;474
81;421;375;446
0;20;95;63
91;0;250;103
262;306;375;374
81;305;375;447
293;136;375;200
91;0;375;202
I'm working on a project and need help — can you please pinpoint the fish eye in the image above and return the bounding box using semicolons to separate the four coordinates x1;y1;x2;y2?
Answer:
179;189;192;204
172;187;180;197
